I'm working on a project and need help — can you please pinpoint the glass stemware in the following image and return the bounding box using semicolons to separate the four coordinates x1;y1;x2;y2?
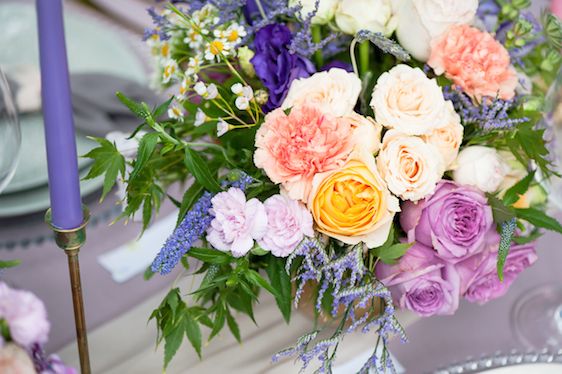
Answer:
0;67;21;194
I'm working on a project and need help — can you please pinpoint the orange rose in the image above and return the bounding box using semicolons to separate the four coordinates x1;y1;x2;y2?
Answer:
308;149;399;248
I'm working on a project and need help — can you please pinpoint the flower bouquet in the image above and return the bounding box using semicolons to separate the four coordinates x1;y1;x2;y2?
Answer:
86;0;562;372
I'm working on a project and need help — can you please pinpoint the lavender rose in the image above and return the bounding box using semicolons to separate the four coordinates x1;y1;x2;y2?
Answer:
251;24;315;112
0;282;50;348
376;242;460;317
456;234;538;304
401;180;494;264
258;194;314;257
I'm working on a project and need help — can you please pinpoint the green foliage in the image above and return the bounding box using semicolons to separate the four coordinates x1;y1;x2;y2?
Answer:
502;170;536;206
0;259;21;269
183;148;222;193
82;137;126;201
265;255;292;323
371;226;413;265
515;207;562;234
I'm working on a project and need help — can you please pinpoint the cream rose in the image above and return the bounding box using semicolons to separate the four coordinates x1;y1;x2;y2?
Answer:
308;148;400;248
453;146;510;193
288;0;339;25
421;102;464;170
370;64;449;135
394;0;478;61
335;0;397;36
345;112;383;154
282;68;362;117
377;130;445;201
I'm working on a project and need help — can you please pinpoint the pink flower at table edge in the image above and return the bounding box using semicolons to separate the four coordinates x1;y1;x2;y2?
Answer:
0;282;50;348
258;194;314;258
376;241;460;317
428;24;517;101
0;343;36;374
400;180;494;264
206;187;268;258
456;232;538;304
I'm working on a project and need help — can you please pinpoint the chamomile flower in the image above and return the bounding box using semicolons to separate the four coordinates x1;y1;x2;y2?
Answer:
231;83;254;110
162;60;178;84
159;41;171;60
205;39;231;61
217;119;230;137
187;56;202;76
168;102;185;120
226;24;247;45
194;109;209;127
194;82;218;100
178;76;191;100
184;29;204;49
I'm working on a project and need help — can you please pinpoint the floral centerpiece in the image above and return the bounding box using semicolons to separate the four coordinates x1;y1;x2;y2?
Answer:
86;0;562;372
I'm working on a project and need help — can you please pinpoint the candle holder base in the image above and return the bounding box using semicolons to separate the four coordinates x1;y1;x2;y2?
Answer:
45;206;91;374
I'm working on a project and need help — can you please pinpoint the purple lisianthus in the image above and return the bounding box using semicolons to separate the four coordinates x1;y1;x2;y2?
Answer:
456;235;538;304
251;23;315;112
401;181;494;264
376;242;460;317
321;60;353;72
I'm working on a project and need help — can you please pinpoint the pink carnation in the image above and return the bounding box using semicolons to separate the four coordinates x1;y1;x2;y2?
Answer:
258;194;314;258
206;188;268;257
254;104;354;201
428;24;517;101
0;282;50;348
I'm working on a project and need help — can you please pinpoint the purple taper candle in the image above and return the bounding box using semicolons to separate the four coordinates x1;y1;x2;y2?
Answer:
36;0;83;229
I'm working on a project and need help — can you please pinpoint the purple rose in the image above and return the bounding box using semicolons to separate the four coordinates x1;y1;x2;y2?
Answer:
376;242;460;317
251;24;315;112
456;235;538;304
401;180;494;264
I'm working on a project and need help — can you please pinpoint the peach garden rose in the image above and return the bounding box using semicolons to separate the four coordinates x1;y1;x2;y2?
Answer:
308;149;400;248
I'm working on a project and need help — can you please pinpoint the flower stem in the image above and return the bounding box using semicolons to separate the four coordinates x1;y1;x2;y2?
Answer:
311;26;324;68
350;38;359;76
359;41;370;77
254;0;267;20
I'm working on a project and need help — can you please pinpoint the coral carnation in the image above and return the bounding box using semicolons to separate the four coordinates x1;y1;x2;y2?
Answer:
428;24;517;101
254;104;354;201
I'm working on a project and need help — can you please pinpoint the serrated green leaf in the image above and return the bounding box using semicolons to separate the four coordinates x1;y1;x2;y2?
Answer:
515;207;562;233
153;97;174;118
227;291;256;323
163;321;184;369
185;313;202;358
245;270;280;298
487;194;517;223
142;195;153;232
0;259;21;269
265;255;292;323
116;91;150;119
497;218;516;281
209;306;225;340
226;309;241;343
188;247;234;265
184;148;222;193
82;137;126;201
512;229;542;244
503;170;536;206
129;132;160;181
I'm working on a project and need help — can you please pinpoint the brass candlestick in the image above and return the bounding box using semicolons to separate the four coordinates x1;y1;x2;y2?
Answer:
45;207;91;374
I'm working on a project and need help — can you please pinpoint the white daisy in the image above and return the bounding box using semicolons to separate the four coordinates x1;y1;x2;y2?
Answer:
194;109;209;127
162;60;178;84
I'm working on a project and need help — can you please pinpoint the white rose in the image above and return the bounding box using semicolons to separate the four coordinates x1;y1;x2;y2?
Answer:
377;130;445;201
345;112;383;154
289;0;339;25
453;146;510;193
370;64;449;135
421;102;464;170
282;68;362;117
335;0;397;36
394;0;478;61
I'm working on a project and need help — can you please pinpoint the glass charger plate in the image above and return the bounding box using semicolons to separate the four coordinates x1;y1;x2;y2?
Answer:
0;1;147;194
434;351;562;374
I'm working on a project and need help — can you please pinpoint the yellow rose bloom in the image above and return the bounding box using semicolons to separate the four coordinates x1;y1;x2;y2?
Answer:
308;149;400;248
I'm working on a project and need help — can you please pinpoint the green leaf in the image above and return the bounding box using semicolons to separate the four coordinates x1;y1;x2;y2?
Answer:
143;266;155;281
0;259;21;269
513;229;542;244
265;255;292;323
487;194;516;223
163;321;184;369
129;132;160;181
184;148;222;193
188;247;234;265
209;306;225;340
185;313;202;358
503;170;536;206
177;182;204;227
375;242;413;265
116;91;150;119
142;194;153;232
82;137;126;201
227;291;256;323
245;270;280;298
153;97;174;119
225;310;241;343
497;218;516;281
515;207;562;233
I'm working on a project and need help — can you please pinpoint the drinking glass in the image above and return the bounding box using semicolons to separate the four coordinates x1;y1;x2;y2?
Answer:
0;67;21;193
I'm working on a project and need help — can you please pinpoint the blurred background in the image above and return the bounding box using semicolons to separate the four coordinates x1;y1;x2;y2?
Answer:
0;0;561;373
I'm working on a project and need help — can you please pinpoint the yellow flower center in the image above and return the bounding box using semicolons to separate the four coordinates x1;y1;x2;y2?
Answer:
210;40;224;55
160;43;169;57
227;30;239;42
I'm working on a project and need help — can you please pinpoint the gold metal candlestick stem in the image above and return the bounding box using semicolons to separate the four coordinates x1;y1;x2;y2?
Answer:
45;207;91;374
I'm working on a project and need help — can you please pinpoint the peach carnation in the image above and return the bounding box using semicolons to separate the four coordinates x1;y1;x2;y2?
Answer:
254;105;354;201
428;24;517;101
